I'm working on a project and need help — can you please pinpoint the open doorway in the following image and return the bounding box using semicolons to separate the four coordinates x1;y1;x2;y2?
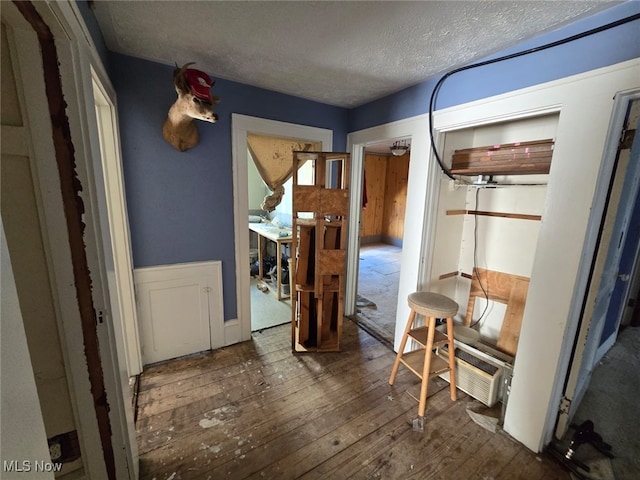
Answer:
230;114;332;341
246;134;315;331
552;93;640;479
246;134;322;331
353;138;410;345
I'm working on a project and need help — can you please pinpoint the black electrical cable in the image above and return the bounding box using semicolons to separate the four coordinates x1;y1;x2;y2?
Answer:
429;13;640;179
469;187;489;328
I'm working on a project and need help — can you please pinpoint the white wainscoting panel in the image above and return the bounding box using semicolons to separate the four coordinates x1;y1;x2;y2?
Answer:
134;261;223;365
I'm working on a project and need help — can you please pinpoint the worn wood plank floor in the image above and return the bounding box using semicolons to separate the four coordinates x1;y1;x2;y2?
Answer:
136;319;569;480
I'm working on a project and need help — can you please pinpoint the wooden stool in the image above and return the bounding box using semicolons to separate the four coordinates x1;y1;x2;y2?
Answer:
389;292;458;428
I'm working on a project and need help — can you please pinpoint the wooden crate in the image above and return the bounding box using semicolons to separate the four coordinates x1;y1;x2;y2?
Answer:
451;139;554;176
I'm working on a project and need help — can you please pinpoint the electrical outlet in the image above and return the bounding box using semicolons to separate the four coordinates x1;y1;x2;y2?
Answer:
47;430;80;464
49;441;62;462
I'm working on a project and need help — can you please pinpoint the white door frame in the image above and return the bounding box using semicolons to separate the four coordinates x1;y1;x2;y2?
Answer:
58;6;139;476
92;70;143;377
346;115;441;353
5;1;139;477
555;90;640;438
231;114;333;343
3;5;110;477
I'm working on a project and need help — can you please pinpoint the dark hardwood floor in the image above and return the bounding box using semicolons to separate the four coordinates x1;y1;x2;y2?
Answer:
136;319;569;479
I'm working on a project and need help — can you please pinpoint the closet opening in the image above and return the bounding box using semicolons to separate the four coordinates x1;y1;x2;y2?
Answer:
428;113;558;417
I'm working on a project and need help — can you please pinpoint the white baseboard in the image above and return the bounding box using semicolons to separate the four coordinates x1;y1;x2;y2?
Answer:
224;318;242;346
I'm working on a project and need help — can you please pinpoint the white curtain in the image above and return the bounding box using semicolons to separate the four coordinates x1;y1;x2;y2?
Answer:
247;134;320;211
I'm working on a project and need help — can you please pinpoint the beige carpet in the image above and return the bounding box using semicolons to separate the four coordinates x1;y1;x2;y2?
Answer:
250;277;291;331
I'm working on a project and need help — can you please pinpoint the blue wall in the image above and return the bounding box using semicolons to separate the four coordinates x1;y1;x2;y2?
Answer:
349;2;640;132
76;1;110;71
599;114;640;345
92;2;639;324
109;53;347;321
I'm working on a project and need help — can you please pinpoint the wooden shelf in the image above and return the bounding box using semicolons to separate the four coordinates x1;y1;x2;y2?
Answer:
446;209;542;221
291;152;350;353
451;139;554;176
400;351;451;379
408;327;449;349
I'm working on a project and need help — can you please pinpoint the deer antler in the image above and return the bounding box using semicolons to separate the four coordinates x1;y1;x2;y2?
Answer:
172;62;195;96
162;62;220;152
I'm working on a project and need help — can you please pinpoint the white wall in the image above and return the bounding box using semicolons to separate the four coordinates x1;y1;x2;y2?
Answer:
430;113;558;342
1;221;53;477
430;182;548;341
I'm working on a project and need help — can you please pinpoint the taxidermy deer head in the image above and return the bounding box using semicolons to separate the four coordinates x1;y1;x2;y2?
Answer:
162;62;220;152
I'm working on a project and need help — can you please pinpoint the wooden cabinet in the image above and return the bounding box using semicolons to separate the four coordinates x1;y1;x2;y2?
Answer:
291;152;350;352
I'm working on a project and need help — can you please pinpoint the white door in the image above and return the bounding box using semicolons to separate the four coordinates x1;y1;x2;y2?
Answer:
555;92;640;437
92;74;142;377
135;261;224;365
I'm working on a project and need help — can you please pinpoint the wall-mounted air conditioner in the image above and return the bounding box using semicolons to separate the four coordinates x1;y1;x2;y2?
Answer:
437;340;506;407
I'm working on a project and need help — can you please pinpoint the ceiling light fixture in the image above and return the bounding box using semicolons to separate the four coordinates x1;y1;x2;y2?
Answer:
390;140;409;156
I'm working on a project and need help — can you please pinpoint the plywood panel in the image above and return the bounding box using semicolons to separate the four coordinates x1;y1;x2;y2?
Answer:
297;291;312;346
293;186;318;213
361;154;386;238
317;250;347;275
464;268;530;356
295;225;314;287
382;155;409;241
319;189;349;216
498;277;530;356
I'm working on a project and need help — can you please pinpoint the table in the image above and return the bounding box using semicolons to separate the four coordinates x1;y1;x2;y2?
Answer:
249;223;293;300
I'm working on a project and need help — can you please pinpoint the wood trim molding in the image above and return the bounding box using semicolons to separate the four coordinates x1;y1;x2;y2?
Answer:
446;209;542;221
437;271;459;280
438;271;474;281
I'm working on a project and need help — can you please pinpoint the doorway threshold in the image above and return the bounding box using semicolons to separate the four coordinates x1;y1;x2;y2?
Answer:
348;315;394;351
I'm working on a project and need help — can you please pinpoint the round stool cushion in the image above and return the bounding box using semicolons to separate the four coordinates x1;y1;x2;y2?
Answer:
408;291;458;318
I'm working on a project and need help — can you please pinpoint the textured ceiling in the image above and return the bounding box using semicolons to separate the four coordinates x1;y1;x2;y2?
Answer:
92;1;618;108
